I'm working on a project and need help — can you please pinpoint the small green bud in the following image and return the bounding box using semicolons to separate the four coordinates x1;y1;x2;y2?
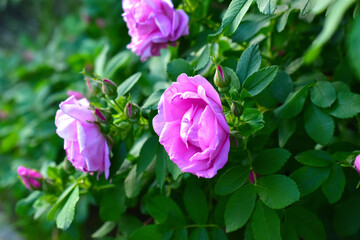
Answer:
124;102;140;122
231;102;243;117
86;77;101;94
214;65;231;90
102;79;117;98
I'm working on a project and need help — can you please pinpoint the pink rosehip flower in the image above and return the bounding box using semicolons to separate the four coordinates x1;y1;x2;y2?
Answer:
67;90;85;100
153;74;230;178
17;166;42;190
122;0;189;61
55;96;111;179
355;155;360;174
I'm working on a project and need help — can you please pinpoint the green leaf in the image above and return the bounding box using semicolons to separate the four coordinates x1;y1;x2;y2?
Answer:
167;59;193;81
295;150;333;167
173;228;188;240
252;201;281;240
136;136;159;176
104;50;132;78
142;88;165;110
268;71;294;103
189;228;209;240
304;103;334;145
278;119;296;148
214;165;250;195
290;166;330;197
236;44;261;84
130;225;163;240
124;165;143;198
281;221;299;240
274;86;308;119
243;66;279;96
238;108;264;136
47;182;77;220
117;72;142;97
253;148;291;175
255;0;278;15
304;0;356;63
321;164;345;204
256;175;300;209
327;92;360;118
333;194;360;237
16;191;42;217
95;44;109;76
221;0;254;36
310;81;336;108
56;186;80;230
287;207;326;240
100;185;126;221
224;67;241;90
195;45;210;71
156;146;167;189
209;228;228;240
301;0;317;15
145;195;185;226
225;184;257;232
347;16;360;79
277;9;292;32
118;215;143;237
92;222;117;239
183;183;208;224
166;156;182;180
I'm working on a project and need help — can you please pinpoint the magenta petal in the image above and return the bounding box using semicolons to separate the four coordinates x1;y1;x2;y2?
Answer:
59;96;95;124
155;14;172;37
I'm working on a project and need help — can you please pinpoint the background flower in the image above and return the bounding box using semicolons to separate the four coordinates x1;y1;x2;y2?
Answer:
17;166;42;190
122;0;189;61
153;74;230;178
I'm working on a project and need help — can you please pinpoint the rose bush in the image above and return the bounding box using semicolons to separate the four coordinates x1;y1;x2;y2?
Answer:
153;73;230;178
55;95;111;179
122;0;189;61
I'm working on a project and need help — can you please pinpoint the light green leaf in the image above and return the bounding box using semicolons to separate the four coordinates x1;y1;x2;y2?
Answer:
277;9;292;32
295;150;333;167
256;175;300;209
56;186;80;230
47;182;77;220
252;201;281;240
236;44;261;84
304;103;334;145
256;0;278;15
238;108;264;136
124;165;143;198
215;165;250;195
104;50;132;78
221;0;254;35
301;0;317;15
195;45;210;71
95;44;109;76
183;183;208;224
274;86;308;119
117;72;142;97
225;184;256;232
290;166;330;197
321;164;345;204
327;92;360;118
167;59;193;81
92;222;117;239
253;148;291;175
310;81;336;108
142;88;165;110
243;66;279;96
224;67;241;90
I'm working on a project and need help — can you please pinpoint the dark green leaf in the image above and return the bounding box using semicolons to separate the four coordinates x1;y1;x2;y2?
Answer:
274;86;308;119
124;165;143;198
347;16;360;79
209;228;228;240
166;156;182;180
277;9;292;32
310;81;336;108
238;108;264;136
243;66;279;96
278;119;296;147
47;182;77;220
256;175;299;209
142;89;165;110
215;165;250;195
225;184;257;232
56;186;80;230
117;72;142;97
236;44;261;84
224;67;241;90
252;201;281;240
92;222;117;239
221;0;254;35
268;71;294;103
256;0;278;15
295;150;333;167
183;183;208;224
100;185;126;221
173;228;188;240
327;92;360;118
118;215;143;237
333;194;360;237
156;146;167;189
321;164;345;204
167;59;193;81
253;148;291;175
136;136;159;176
195;45;210;71
16;191;42;217
281;221;299;240
290;166;330;197
130;225;163;240
189;228;209;240
304;103;334;145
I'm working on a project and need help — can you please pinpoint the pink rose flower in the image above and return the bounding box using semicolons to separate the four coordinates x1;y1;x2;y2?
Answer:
355;155;360;174
122;0;189;61
67;90;85;100
17;166;42;190
152;74;230;178
55;96;111;179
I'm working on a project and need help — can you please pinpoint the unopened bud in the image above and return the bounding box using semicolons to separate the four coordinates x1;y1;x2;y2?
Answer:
214;65;231;92
102;79;117;98
95;108;106;122
355;155;360;174
124;102;140;122
86;77;101;94
231;102;243;117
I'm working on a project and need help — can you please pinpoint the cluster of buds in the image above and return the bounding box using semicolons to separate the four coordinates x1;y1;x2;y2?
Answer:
84;72;118;99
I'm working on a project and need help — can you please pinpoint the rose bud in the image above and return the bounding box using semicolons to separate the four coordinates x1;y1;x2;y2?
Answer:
86;77;101;95
95;108;107;122
124;102;140;122
249;170;259;184
214;65;231;93
231;102;243;117
354;155;360;174
17;166;43;190
102;79;117;98
67;90;84;100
